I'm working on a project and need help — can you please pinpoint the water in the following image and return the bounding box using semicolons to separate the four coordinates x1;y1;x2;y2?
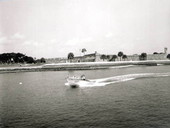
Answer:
1;65;170;128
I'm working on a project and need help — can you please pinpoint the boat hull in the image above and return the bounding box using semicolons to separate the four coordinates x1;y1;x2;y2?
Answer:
70;84;79;88
66;77;94;88
67;78;80;88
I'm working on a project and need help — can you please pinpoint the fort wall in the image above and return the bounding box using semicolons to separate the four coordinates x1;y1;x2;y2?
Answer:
45;48;168;63
127;54;167;61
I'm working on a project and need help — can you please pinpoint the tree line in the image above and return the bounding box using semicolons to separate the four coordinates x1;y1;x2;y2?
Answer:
0;53;46;64
101;51;128;61
67;50;129;62
68;48;170;62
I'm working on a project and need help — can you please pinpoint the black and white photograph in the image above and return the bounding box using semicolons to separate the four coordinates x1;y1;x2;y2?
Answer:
0;0;170;127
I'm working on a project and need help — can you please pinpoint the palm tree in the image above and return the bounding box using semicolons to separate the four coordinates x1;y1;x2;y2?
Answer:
106;55;110;60
118;51;123;61
81;48;87;56
67;52;74;62
122;54;127;61
110;55;117;61
100;54;107;61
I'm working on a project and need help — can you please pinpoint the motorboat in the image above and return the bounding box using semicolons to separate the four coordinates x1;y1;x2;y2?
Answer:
66;75;91;88
66;77;80;88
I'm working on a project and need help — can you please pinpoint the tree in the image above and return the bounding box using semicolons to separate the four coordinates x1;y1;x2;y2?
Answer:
35;58;46;63
0;52;36;64
167;54;170;59
100;54;107;61
106;55;110;60
153;52;158;54
109;55;117;61
68;52;74;62
23;56;35;63
40;58;46;63
122;54;127;61
139;53;147;60
118;51;123;61
81;48;87;55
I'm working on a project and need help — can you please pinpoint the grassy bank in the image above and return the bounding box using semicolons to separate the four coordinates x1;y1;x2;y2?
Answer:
42;60;170;69
1;60;170;73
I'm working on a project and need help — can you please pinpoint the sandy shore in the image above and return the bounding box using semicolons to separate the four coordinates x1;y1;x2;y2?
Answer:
0;60;170;73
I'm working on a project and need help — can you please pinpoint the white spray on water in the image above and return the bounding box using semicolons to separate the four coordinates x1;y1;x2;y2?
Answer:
65;72;170;88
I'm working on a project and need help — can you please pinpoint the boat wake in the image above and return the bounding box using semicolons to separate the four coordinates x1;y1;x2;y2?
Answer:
65;72;170;88
109;65;135;69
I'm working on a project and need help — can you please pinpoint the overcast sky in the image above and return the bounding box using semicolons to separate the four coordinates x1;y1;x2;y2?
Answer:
0;0;170;58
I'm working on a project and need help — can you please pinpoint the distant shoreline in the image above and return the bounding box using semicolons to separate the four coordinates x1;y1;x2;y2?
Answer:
0;60;170;73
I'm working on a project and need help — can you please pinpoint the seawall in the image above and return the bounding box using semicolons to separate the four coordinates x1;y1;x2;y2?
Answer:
0;60;170;73
42;60;170;70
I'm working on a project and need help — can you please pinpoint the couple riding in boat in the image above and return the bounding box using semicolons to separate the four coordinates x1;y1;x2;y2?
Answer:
68;74;86;81
80;74;86;80
66;74;88;88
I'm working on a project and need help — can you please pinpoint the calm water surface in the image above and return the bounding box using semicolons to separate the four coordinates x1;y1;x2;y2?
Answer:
1;65;170;128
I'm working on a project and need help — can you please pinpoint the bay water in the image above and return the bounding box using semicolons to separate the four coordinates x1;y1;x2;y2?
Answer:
1;65;170;128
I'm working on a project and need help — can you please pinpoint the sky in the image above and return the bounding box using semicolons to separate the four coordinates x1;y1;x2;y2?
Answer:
0;0;170;58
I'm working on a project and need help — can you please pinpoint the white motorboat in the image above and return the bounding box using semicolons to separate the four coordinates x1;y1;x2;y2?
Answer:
66;75;92;88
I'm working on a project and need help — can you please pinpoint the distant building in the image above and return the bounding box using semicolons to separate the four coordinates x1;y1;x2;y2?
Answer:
127;47;168;61
71;51;101;62
45;48;168;63
45;58;67;63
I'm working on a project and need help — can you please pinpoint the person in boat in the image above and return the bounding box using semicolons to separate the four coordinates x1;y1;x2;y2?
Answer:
81;74;86;80
67;74;87;81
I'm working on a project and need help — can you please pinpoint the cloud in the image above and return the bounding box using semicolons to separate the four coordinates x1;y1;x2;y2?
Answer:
0;33;25;45
11;33;25;40
23;40;42;47
105;32;113;38
50;39;57;44
65;37;93;46
0;36;7;44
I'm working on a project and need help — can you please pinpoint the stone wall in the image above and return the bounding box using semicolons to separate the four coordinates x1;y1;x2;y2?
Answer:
127;54;167;61
45;58;67;63
45;48;168;63
147;54;167;60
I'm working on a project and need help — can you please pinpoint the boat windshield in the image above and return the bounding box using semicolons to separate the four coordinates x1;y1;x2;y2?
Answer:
68;75;86;80
81;75;86;80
